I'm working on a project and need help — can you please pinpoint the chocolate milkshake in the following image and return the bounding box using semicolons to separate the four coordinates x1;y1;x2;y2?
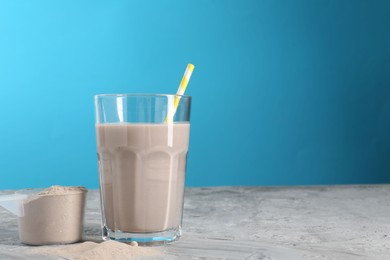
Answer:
96;123;190;235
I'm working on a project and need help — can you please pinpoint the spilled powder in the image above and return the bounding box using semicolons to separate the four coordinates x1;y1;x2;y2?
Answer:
26;240;162;260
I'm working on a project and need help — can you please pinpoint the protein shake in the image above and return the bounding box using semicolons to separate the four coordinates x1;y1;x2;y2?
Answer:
95;91;192;244
96;122;190;234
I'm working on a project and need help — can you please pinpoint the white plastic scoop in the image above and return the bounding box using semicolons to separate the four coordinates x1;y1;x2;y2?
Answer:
0;186;87;245
0;193;28;217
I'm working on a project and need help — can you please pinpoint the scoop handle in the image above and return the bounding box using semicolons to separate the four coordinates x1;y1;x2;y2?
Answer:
0;194;28;217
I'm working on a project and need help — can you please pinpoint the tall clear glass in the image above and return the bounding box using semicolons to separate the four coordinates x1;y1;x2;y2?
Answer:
94;94;191;245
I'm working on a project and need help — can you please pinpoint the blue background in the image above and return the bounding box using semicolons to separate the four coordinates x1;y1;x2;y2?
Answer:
0;0;390;189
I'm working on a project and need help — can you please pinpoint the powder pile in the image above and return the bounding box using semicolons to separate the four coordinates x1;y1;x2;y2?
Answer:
37;185;87;196
26;240;162;260
19;185;87;245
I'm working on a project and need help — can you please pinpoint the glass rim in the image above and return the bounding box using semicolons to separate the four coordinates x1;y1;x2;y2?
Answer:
94;93;191;99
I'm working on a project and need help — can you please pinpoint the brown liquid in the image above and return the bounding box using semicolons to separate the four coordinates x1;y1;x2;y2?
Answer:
96;123;190;233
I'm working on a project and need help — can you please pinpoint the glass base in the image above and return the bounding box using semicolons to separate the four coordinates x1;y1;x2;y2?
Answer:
102;226;182;246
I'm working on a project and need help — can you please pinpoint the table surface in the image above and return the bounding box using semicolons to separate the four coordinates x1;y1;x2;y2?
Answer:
0;185;389;259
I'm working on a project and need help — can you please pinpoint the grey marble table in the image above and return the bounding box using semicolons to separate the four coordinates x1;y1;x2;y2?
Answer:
0;186;390;259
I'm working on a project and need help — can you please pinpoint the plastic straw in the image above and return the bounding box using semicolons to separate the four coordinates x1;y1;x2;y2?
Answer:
166;63;195;122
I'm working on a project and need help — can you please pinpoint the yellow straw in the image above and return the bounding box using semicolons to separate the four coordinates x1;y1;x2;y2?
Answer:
166;63;195;122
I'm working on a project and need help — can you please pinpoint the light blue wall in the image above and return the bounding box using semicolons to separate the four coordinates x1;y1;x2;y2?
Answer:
0;0;389;189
